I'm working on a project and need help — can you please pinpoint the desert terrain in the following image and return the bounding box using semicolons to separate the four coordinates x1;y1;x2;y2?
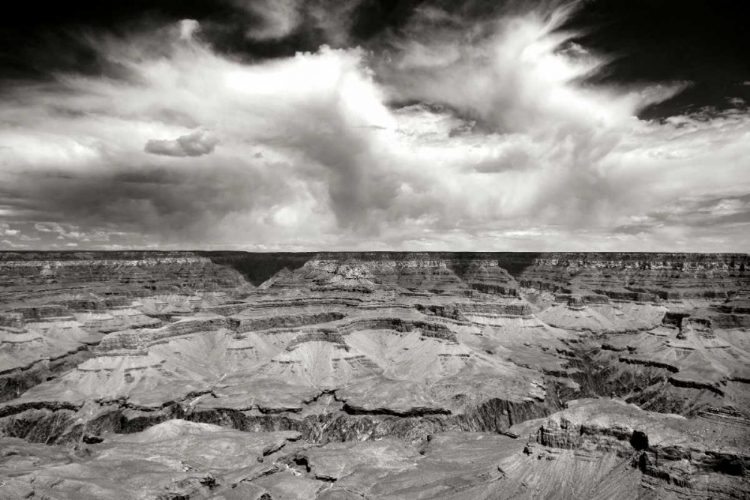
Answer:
0;252;748;499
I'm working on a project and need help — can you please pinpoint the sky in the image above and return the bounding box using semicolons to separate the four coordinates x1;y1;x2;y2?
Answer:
0;0;749;252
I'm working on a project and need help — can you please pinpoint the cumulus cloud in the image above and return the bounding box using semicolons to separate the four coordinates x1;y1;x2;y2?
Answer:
0;27;376;247
34;222;82;237
145;130;219;157
34;222;61;233
0;1;749;251
1;239;27;249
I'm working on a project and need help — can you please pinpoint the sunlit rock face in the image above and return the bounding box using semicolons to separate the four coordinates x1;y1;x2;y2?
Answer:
1;251;749;499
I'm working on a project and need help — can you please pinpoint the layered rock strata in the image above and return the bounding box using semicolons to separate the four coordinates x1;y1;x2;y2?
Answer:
0;251;748;499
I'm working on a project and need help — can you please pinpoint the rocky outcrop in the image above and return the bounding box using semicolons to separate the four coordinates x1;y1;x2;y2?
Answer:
0;312;23;328
706;312;750;328
0;346;94;402
229;311;346;332
618;357;679;373
53;295;132;311
528;399;750;495
415;301;533;320
96;315;227;355
286;330;349;351
9;305;72;321
719;289;750;313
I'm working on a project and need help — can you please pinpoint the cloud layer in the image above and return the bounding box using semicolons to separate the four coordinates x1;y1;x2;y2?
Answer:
0;0;749;251
145;130;219;157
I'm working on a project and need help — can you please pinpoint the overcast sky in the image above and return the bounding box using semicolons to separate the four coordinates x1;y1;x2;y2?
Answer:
1;0;749;252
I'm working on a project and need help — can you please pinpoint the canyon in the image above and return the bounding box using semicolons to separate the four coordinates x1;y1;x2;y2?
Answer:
0;251;748;499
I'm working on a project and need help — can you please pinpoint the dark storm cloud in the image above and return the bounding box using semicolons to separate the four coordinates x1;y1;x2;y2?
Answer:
4;159;296;245
0;0;420;84
2;0;748;115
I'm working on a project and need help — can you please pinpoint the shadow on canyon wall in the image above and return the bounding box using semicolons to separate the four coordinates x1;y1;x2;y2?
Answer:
200;252;315;286
201;251;545;285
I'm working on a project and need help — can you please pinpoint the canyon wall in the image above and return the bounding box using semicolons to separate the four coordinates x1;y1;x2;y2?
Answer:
1;251;749;499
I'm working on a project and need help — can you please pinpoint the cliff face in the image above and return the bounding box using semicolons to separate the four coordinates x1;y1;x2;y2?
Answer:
516;253;749;302
219;251;750;302
2;251;747;297
526;399;750;497
0;252;249;303
0;251;749;499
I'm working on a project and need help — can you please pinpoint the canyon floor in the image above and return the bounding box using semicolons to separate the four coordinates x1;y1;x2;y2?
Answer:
0;252;748;499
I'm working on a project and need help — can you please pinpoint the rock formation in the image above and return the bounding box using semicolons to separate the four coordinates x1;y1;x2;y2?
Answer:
0;251;748;499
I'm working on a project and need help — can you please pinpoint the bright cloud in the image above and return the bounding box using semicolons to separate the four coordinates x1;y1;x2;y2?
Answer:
145;130;219;157
0;1;749;251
